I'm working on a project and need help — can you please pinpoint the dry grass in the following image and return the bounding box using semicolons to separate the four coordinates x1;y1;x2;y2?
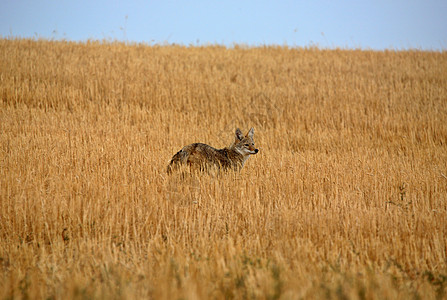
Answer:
1;38;446;299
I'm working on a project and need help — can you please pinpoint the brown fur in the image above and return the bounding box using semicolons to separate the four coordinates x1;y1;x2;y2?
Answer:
167;128;259;173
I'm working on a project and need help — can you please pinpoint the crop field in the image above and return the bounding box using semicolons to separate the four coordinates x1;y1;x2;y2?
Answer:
1;39;446;299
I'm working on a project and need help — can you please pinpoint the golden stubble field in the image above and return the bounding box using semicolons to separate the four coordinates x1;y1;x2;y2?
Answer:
1;39;446;299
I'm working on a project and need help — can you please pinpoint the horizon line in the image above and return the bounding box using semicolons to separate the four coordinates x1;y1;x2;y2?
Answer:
2;35;445;53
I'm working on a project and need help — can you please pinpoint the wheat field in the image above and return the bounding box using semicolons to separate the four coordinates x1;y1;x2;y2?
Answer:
1;39;446;299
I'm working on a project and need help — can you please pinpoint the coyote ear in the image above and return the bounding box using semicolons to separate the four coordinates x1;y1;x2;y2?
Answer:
247;127;254;138
235;128;244;141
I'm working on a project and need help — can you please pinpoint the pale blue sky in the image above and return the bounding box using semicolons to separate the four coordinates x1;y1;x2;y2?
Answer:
1;0;446;50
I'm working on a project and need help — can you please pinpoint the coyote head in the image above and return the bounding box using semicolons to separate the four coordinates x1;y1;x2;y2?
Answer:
232;128;259;156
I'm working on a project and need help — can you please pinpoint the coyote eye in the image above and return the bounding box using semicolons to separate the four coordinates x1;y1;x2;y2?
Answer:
245;144;249;146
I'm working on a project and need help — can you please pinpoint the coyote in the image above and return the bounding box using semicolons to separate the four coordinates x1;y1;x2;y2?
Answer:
167;128;259;173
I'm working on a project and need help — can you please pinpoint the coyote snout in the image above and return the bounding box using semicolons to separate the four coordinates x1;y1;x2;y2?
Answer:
167;128;258;173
